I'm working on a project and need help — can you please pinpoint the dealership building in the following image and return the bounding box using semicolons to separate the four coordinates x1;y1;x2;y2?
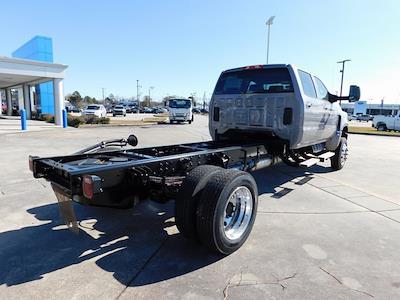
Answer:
341;101;400;116
0;36;68;125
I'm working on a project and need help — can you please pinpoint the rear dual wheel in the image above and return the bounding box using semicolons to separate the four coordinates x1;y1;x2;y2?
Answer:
175;166;258;254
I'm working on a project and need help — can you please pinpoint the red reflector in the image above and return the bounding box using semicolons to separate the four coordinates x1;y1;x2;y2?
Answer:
29;156;34;172
82;176;94;199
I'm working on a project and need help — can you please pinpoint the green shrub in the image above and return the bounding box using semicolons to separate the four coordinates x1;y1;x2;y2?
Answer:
67;115;84;128
38;114;109;128
98;117;110;124
67;115;110;127
41;114;55;123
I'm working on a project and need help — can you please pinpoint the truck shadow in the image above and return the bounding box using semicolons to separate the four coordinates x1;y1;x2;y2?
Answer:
0;163;331;288
0;200;222;287
252;162;333;196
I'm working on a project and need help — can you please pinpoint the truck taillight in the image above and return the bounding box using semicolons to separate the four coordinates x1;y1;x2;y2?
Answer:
82;175;102;199
83;176;94;199
29;156;35;172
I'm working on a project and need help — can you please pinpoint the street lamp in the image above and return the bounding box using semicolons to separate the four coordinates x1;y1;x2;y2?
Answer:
265;16;275;64
337;59;351;105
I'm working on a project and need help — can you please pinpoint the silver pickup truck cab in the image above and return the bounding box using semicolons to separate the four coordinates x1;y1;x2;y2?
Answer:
209;64;360;154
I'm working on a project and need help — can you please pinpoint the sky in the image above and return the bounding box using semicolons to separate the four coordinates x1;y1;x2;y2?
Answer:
1;0;399;103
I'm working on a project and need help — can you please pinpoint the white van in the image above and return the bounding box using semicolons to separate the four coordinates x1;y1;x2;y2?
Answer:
168;98;193;124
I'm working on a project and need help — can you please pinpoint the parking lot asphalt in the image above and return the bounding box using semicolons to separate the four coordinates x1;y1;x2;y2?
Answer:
1;115;400;299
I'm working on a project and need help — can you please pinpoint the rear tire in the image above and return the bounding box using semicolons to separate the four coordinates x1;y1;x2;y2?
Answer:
331;137;348;170
175;165;221;240
196;169;258;254
377;124;387;131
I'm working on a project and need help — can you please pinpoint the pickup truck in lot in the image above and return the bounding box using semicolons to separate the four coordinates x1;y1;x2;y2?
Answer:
30;64;360;254
372;112;400;131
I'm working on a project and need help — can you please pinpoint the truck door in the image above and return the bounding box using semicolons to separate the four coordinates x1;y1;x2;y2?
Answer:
298;70;324;143
395;113;400;130
313;76;337;139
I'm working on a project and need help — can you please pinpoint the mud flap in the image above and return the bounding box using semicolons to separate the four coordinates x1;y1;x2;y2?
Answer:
51;183;79;234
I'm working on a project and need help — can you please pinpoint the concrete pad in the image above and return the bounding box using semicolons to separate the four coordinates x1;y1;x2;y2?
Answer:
320;185;370;199
118;207;400;300
345;195;400;212
379;211;400;223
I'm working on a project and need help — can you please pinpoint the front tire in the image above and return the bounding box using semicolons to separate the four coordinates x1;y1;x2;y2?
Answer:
331;137;348;170
196;169;258;254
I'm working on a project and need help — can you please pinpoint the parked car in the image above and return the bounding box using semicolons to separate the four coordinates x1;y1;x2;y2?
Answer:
66;105;81;113
2;102;7;114
156;107;168;114
82;105;107;118
356;114;372;122
192;108;201;113
144;107;153;113
372;112;400;131
113;105;126;117
128;104;138;113
347;114;356;121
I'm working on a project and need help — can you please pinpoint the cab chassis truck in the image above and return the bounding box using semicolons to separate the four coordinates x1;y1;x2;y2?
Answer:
30;64;360;254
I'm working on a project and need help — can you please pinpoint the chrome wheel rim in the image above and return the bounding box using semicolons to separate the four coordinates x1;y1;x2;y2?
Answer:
340;140;348;165
223;186;253;241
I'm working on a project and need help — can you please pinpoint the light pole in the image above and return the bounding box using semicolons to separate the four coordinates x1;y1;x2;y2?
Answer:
265;16;275;64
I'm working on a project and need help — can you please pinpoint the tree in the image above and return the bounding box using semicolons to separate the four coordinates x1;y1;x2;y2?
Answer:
142;96;151;107
66;91;83;108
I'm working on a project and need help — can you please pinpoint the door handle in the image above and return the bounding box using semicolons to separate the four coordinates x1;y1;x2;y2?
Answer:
306;102;312;108
324;106;329;110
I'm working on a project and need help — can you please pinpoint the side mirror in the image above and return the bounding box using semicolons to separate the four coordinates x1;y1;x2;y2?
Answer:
349;85;360;102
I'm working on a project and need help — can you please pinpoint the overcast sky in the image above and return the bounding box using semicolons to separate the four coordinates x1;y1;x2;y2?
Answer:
1;0;399;103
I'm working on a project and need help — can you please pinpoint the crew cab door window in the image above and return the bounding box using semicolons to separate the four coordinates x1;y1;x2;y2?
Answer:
313;76;329;100
298;70;317;98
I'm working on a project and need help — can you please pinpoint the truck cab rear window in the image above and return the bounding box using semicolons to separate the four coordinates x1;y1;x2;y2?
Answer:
214;68;294;95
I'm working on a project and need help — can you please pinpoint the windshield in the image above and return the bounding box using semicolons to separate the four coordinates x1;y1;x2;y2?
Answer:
86;106;100;110
214;68;294;95
169;99;191;109
115;106;124;109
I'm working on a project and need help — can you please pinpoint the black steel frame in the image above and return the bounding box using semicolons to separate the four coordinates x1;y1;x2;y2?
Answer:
31;139;276;208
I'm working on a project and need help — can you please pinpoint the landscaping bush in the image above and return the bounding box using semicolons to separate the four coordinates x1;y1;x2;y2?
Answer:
41;114;55;123
39;113;109;128
67;115;84;128
68;115;110;127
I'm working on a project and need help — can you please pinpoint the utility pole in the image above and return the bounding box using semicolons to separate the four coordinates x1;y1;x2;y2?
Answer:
102;88;106;103
337;59;351;105
266;16;275;64
136;80;141;113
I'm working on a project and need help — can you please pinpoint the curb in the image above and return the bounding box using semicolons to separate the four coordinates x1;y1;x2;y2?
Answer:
348;131;400;137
